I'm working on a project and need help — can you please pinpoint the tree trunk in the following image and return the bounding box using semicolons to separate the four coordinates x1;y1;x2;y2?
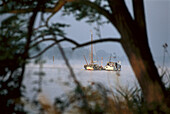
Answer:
108;0;166;107
121;31;166;104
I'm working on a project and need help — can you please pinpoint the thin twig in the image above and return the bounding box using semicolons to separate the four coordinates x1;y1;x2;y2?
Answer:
30;38;56;48
29;42;56;59
56;41;90;111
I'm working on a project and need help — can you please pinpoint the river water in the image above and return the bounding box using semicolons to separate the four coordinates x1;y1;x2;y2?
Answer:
22;59;169;113
24;61;137;102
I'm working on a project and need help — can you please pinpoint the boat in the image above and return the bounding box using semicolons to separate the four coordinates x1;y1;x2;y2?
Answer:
104;55;121;71
104;62;116;71
83;31;104;70
84;63;102;70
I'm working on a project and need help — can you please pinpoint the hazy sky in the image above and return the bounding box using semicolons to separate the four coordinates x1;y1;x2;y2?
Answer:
145;0;170;57
1;0;169;64
48;0;170;64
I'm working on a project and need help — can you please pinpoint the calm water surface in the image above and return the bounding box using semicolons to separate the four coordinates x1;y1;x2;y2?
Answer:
24;63;137;102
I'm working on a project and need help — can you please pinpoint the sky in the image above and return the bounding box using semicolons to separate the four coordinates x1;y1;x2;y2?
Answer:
0;0;169;65
47;0;170;65
145;0;170;57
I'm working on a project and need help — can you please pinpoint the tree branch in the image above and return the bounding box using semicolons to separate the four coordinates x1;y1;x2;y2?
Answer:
30;37;80;49
52;35;90;110
24;0;43;59
62;37;80;46
46;0;68;26
3;0;74;14
76;0;113;23
29;37;120;59
29;37;79;59
29;42;56;59
72;38;121;50
30;38;56;48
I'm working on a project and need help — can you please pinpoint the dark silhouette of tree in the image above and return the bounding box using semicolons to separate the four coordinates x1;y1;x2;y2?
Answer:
0;0;169;113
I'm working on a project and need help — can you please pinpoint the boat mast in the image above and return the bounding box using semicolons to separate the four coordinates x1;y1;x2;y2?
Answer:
109;54;111;62
90;30;93;64
101;57;103;66
83;55;88;65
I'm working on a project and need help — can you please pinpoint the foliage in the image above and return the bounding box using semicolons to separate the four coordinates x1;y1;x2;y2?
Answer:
0;0;170;113
0;14;26;74
0;1;69;113
0;0;58;13
0;70;27;113
63;1;100;23
63;0;110;38
51;82;170;114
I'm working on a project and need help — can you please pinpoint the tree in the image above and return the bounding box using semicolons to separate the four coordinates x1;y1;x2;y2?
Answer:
0;0;70;113
62;0;169;109
0;0;169;112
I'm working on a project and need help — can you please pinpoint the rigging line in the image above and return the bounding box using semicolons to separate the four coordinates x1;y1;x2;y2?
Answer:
166;50;170;59
165;36;168;43
162;43;167;74
93;44;97;61
88;46;91;62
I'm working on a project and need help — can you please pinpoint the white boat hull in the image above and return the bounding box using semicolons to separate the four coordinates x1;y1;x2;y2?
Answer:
86;66;94;70
104;66;114;71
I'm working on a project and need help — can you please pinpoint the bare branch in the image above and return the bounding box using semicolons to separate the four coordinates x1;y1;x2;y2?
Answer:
62;37;80;46
30;37;80;49
73;38;121;50
54;36;89;109
33;25;47;31
31;36;120;49
29;37;120;59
